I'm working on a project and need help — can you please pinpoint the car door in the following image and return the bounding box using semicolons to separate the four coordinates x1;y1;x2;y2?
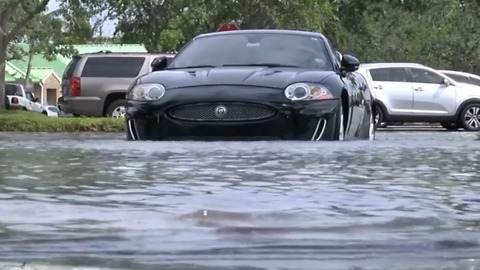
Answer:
25;92;41;112
407;67;456;116
368;67;414;115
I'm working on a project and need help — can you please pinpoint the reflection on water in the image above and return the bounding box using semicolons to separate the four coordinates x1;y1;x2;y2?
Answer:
0;131;480;270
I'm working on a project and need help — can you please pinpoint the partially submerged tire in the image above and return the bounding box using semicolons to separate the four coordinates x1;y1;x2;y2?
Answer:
106;99;126;118
441;122;460;131
357;106;375;140
368;111;375;140
126;121;135;141
333;100;345;141
459;103;480;131
374;104;387;129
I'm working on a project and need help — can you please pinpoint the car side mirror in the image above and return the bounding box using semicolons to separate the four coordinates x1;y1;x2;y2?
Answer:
33;97;39;102
340;54;360;72
151;56;169;72
443;78;453;86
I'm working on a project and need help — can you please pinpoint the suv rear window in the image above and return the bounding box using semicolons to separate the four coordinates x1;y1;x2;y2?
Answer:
81;57;145;78
63;56;81;79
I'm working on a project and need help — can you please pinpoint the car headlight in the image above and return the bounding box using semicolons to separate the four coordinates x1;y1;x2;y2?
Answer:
127;83;166;101
284;83;334;101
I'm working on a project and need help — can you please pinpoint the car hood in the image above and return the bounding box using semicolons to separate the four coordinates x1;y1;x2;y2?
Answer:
138;67;336;89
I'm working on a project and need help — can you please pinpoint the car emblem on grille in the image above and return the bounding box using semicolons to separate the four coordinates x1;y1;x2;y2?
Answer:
214;105;228;118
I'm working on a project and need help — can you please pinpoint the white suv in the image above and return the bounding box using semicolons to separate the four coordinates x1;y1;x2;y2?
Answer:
357;63;480;131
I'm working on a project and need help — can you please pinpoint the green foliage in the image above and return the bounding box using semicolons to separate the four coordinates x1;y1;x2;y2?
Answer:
0;110;125;132
321;0;480;72
104;0;334;52
68;0;479;74
159;29;184;52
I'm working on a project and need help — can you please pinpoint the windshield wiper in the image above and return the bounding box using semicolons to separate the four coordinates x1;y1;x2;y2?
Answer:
222;63;302;68
166;65;217;70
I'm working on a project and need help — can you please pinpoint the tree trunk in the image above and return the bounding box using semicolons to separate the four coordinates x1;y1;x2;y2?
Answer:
0;35;7;111
24;40;35;90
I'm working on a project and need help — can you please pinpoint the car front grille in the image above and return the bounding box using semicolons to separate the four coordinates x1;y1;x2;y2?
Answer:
168;102;277;122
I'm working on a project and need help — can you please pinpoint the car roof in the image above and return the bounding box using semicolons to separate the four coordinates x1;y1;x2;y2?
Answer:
196;29;326;39
359;62;426;69
77;51;176;58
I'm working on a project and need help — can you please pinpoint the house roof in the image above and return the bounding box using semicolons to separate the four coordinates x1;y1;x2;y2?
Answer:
5;62;58;84
8;43;68;77
5;62;27;82
5;73;16;82
30;67;61;83
7;43;148;79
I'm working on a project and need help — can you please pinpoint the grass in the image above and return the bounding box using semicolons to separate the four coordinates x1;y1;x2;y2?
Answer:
0;110;125;132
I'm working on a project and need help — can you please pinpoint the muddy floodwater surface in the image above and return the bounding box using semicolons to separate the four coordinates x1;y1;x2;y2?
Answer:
0;131;479;270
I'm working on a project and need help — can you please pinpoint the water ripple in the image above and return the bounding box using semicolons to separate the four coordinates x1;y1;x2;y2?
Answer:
0;131;479;270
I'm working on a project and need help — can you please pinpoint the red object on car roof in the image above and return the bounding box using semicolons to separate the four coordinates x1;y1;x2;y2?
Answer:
217;22;240;32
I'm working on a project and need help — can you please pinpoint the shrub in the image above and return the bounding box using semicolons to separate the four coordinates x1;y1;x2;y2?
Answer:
0;110;125;132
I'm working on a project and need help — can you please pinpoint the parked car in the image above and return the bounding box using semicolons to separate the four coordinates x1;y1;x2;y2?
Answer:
59;51;176;118
438;70;480;87
125;29;375;141
4;83;60;117
357;63;480;131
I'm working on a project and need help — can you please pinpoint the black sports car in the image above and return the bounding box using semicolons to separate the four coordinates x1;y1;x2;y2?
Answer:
125;29;375;141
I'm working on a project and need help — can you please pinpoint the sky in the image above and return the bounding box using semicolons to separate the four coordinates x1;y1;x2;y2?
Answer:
47;0;117;37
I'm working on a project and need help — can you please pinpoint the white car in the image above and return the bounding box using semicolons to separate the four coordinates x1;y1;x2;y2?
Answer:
5;83;60;117
357;63;480;131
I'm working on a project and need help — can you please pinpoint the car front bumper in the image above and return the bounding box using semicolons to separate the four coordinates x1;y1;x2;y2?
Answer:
125;86;341;141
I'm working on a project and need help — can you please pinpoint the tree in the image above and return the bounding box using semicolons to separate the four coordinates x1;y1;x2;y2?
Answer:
103;0;335;52
112;0;187;52
324;0;480;72
0;0;51;110
19;10;76;90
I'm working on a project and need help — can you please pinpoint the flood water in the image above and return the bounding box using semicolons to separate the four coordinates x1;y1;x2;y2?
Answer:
0;131;479;270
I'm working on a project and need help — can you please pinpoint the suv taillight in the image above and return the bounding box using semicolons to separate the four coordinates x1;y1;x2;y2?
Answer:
11;97;18;104
71;77;81;96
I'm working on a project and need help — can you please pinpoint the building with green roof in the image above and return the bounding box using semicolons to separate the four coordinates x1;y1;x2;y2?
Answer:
5;43;147;105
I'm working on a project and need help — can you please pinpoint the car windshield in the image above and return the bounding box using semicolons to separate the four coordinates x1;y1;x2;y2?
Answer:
169;33;333;70
26;92;35;101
